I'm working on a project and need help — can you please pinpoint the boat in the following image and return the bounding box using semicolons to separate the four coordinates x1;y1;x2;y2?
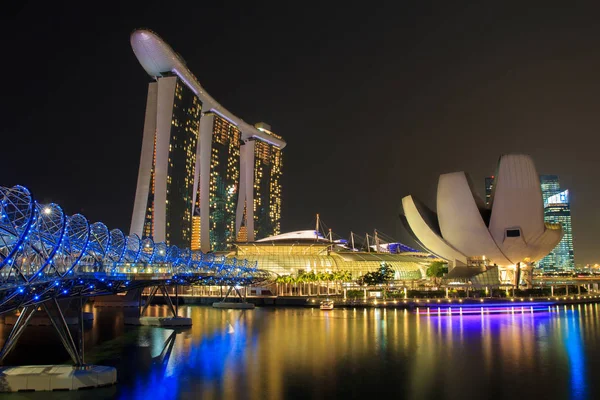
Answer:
320;299;334;310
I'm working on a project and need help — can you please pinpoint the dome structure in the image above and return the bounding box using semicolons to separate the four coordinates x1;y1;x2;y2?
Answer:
401;154;563;286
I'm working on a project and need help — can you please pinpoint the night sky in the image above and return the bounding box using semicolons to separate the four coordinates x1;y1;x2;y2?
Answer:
2;2;599;264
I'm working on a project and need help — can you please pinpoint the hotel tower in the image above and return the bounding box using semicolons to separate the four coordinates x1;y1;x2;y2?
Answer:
129;29;285;251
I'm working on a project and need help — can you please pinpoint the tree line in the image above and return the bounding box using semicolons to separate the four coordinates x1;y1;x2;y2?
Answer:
272;261;449;296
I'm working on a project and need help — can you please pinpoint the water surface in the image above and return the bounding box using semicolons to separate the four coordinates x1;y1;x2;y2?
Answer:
3;303;599;399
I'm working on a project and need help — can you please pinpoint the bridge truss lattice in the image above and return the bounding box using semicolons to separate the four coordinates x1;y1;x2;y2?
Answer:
0;185;270;315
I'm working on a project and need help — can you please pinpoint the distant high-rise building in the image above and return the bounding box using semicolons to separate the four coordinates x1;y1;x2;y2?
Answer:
129;29;286;251
484;176;494;206
540;175;560;203
539;190;575;270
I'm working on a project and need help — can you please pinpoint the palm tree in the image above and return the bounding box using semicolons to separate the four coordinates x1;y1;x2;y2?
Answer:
296;274;304;296
341;270;353;283
307;271;318;296
300;272;310;296
308;271;316;296
317;272;327;296
338;270;353;297
287;275;296;296
274;275;284;296
426;261;448;287
332;271;342;295
326;272;334;295
282;275;291;296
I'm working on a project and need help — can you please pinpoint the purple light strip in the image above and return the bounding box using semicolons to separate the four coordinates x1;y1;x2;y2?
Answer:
416;305;555;316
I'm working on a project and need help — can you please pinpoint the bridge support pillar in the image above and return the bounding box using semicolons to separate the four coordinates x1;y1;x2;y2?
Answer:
566;285;569;296
213;286;255;309
43;299;82;365
0;298;116;392
125;284;192;327
551;286;554;296
78;297;85;365
0;299;90;366
0;306;37;364
578;285;581;295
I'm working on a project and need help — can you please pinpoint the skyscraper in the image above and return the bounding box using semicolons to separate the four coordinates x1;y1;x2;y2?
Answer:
540;175;560;203
133;74;201;249
484;176;494;206
253;122;283;239
539;190;575;270
129;29;286;251
205;113;241;251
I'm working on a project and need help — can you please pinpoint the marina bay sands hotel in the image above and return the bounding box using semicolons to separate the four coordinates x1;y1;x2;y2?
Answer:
129;29;286;252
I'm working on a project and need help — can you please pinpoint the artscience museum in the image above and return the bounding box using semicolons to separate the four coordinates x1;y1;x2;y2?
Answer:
401;154;563;287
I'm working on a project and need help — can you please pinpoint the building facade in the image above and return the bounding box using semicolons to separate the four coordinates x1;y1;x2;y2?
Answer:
205;113;241;251
253;123;283;239
129;29;286;251
540;175;560;203
230;231;426;280
484;176;494;206
133;75;201;249
539;189;575;270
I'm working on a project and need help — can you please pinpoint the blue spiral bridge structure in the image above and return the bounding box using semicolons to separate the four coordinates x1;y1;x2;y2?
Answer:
0;185;270;366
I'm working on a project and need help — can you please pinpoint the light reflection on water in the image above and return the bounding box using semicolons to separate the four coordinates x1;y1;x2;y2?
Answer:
3;303;600;399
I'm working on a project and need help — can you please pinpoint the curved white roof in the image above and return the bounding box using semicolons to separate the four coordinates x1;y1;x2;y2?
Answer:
130;29;286;149
256;230;329;242
402;195;468;264
437;172;512;265
402;154;563;268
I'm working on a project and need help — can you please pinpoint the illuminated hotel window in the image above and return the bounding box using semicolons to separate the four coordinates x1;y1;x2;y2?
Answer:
162;79;201;247
253;141;283;239
205;115;241;251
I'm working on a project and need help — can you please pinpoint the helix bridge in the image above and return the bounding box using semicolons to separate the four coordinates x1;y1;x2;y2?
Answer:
0;185;271;366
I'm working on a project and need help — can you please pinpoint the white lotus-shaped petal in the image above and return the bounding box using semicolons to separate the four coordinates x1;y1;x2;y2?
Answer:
402;154;562;270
